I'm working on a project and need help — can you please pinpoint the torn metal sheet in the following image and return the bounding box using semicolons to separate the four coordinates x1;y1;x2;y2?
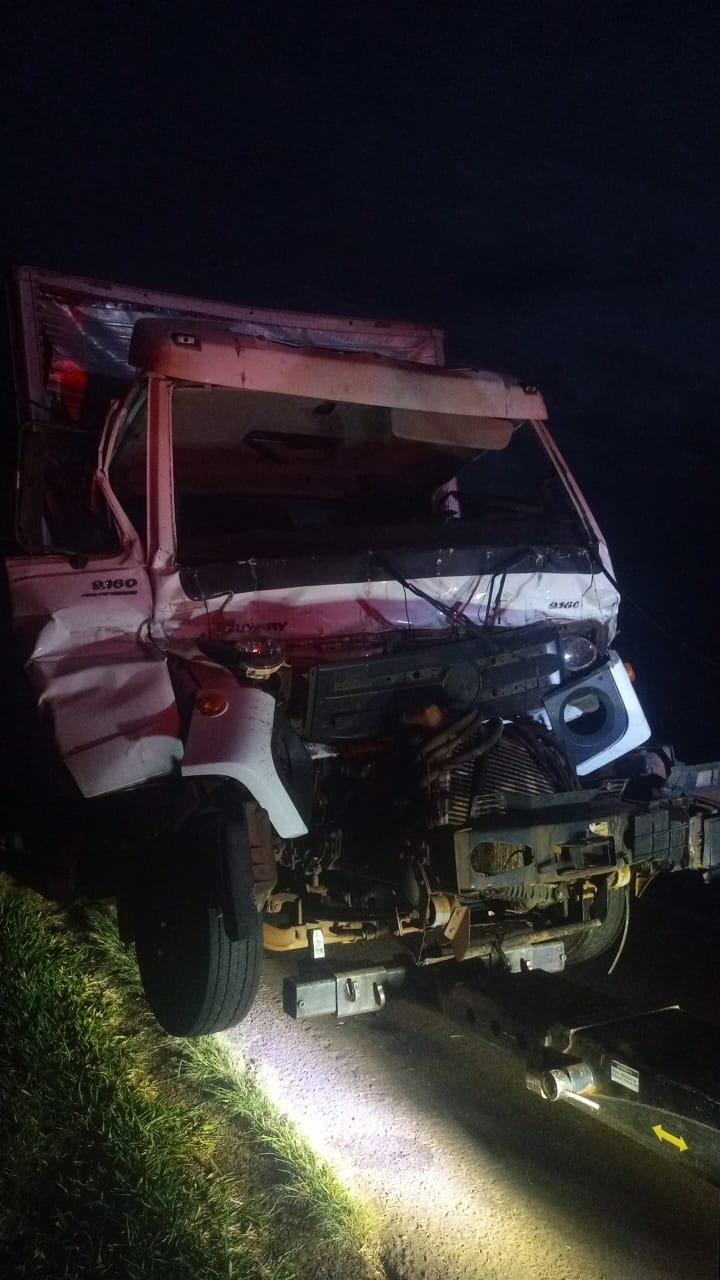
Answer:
8;266;444;425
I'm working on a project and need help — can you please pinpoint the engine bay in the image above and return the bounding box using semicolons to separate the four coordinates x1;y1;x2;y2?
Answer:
219;622;639;974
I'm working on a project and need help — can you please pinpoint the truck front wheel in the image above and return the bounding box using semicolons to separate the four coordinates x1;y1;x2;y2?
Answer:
127;802;263;1036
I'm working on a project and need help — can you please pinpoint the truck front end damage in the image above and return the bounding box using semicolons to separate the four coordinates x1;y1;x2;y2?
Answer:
5;269;659;1034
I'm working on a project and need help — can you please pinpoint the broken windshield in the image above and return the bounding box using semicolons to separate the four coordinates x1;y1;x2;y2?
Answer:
166;386;585;563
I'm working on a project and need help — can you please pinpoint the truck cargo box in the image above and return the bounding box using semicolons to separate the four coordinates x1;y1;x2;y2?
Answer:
7;266;445;427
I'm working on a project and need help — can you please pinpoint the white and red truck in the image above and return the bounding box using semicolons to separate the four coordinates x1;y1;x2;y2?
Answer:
3;266;665;1035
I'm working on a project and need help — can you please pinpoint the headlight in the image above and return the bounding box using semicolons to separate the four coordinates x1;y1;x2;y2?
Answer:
561;634;597;672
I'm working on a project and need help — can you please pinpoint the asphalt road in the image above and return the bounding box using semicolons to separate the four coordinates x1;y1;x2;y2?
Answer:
225;894;720;1280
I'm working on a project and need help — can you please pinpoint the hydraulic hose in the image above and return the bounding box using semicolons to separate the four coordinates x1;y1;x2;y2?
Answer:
418;708;480;760
607;888;631;975
422;717;504;786
435;716;504;772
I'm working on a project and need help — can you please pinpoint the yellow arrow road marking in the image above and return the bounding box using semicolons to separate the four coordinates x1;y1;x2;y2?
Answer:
652;1123;688;1152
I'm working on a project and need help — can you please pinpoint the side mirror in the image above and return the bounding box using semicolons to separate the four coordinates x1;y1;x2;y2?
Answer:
16;420;116;556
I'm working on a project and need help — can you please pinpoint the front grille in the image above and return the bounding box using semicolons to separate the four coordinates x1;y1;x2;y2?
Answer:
303;627;563;742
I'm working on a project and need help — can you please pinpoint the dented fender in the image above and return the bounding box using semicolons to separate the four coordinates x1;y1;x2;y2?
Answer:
181;677;308;839
5;553;182;797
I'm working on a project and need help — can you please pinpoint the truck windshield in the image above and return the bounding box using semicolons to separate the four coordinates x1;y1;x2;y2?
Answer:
169;385;584;563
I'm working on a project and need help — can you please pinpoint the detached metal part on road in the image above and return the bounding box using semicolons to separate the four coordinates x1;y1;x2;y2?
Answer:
225;953;719;1280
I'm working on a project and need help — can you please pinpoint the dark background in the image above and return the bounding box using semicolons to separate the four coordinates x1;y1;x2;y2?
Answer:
4;1;720;758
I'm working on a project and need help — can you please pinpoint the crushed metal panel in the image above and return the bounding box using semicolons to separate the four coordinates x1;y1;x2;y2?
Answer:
31;651;182;796
6;265;445;425
5;553;182;798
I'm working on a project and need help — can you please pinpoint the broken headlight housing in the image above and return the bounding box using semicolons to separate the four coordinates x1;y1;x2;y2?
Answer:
561;634;597;673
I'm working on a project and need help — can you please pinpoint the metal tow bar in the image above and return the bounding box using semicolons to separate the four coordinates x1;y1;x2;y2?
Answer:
284;961;720;1186
437;970;720;1187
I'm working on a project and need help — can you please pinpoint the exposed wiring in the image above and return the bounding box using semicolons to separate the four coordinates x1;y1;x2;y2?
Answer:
137;616;165;655
484;572;507;627
373;555;483;636
509;719;582;793
481;548;539;629
607;888;631;975
202;592;212;638
578;550;608;630
401;581;413;633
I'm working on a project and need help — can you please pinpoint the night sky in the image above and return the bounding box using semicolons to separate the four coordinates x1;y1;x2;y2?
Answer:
4;2;720;757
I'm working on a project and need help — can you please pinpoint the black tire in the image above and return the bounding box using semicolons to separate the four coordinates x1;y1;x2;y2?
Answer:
128;802;262;1036
563;884;628;966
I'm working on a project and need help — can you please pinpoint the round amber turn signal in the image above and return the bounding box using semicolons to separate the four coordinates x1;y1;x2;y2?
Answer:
196;692;229;717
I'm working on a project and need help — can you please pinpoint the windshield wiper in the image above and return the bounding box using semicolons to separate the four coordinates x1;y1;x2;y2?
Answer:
373;555;483;636
375;548;543;635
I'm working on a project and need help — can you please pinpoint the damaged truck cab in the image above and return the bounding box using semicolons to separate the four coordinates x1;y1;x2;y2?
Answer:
4;268;657;1035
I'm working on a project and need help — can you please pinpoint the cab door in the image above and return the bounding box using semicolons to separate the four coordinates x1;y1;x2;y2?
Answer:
6;384;181;798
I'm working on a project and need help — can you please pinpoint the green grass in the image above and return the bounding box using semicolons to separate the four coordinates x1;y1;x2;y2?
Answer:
0;877;381;1280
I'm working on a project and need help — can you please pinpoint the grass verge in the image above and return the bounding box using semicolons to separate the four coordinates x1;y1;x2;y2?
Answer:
0;876;381;1280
